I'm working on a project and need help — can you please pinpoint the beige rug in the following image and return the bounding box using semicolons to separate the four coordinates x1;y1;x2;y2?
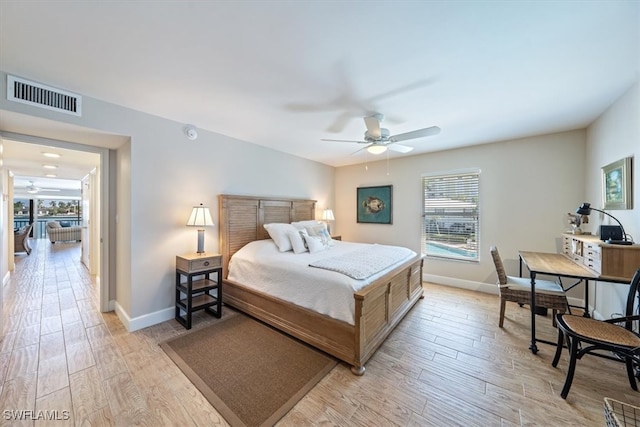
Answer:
160;314;337;427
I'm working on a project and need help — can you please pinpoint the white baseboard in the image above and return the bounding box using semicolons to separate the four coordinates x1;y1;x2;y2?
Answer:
424;273;497;295
423;273;584;308
114;302;174;332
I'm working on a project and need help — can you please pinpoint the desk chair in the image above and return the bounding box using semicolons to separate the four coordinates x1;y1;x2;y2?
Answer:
490;246;569;328
552;268;640;399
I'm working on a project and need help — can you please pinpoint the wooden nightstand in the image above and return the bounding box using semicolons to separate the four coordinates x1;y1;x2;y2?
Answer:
331;235;342;241
175;253;222;329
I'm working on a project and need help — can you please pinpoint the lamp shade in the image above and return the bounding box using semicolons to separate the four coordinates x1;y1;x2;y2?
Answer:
321;209;335;221
186;204;214;227
576;203;592;215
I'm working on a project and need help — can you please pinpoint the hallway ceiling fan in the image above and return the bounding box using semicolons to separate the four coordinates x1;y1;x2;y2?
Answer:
24;180;60;194
321;114;441;155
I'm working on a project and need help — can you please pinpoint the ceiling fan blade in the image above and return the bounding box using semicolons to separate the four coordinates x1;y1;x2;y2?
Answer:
389;126;441;142
326;111;354;133
351;144;372;156
363;115;382;139
387;144;414;153
321;138;367;144
40;189;60;192
367;78;437;103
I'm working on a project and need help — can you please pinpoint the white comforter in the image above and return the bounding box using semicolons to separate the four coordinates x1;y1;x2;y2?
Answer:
227;239;417;325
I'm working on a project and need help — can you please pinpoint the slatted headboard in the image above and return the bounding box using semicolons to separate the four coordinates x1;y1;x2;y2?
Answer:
218;195;317;278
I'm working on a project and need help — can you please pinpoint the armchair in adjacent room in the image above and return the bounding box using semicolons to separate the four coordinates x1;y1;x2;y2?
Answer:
14;223;34;255
46;221;82;243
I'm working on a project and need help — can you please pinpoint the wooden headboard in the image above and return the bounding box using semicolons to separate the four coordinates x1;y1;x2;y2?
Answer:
218;195;317;278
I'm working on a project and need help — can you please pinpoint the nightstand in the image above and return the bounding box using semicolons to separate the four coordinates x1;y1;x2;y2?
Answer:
331;235;342;241
175;253;222;329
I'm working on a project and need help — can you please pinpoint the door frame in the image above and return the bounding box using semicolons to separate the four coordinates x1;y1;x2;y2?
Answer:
1;131;112;312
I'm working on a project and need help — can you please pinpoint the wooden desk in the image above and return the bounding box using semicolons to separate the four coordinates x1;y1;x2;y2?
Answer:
518;251;632;354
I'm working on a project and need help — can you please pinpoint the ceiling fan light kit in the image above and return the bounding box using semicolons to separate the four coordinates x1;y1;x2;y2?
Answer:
322;113;440;157
367;145;387;155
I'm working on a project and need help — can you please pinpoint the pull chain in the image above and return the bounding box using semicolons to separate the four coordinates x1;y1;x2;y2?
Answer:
386;149;390;175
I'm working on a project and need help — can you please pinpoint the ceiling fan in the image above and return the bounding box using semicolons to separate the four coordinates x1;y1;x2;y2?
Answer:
321;114;441;155
24;181;60;194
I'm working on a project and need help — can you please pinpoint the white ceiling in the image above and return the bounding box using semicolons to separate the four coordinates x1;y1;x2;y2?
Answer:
0;1;638;168
3;139;99;199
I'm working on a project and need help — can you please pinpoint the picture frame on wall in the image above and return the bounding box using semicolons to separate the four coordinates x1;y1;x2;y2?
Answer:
601;157;632;210
357;185;393;224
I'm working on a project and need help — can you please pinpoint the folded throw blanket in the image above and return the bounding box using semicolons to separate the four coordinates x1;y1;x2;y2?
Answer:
309;244;414;279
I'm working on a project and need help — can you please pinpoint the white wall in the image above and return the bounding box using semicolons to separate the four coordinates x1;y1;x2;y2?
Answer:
127;123;334;323
585;81;639;319
336;130;587;293
0;71;335;331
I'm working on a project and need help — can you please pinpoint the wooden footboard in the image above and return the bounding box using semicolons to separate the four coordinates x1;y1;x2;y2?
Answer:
354;255;424;373
223;254;424;374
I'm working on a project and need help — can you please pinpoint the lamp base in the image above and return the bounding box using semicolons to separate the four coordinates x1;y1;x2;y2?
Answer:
196;229;205;253
605;239;633;245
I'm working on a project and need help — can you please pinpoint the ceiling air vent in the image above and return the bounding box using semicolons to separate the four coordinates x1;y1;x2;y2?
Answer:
7;75;82;116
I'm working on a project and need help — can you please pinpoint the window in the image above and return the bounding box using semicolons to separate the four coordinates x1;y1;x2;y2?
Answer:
422;170;480;262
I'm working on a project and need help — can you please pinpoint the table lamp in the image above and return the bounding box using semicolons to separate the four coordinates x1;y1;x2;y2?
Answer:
186;203;214;253
321;208;335;234
576;202;632;245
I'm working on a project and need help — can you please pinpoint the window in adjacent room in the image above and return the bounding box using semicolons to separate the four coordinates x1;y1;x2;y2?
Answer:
422;170;480;262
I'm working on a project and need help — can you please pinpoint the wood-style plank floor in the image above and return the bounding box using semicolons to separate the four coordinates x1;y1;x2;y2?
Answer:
2;239;638;426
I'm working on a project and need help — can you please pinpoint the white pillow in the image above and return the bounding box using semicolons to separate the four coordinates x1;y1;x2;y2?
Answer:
303;234;331;254
291;220;321;230
263;223;297;252
288;229;309;254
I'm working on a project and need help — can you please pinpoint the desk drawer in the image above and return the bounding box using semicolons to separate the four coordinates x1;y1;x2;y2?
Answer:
584;243;601;260
570;254;584;264
584;257;601;273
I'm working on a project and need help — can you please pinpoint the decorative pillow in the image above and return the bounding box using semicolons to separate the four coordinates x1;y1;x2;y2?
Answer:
59;221;71;227
288;229;309;254
291;220;321;230
303;234;331;254
48;221;62;228
308;224;334;246
263;223;297;252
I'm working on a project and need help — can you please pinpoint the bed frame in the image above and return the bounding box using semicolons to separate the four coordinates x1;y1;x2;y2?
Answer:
218;194;424;374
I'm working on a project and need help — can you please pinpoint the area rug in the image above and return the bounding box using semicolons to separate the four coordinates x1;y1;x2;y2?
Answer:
160;314;337;427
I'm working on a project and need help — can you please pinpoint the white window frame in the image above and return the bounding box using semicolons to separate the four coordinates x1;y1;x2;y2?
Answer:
422;169;480;262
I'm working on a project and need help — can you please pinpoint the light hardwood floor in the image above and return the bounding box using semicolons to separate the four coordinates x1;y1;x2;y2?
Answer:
2;238;638;426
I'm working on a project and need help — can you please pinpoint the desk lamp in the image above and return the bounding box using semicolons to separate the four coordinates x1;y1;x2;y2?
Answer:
186;203;214;253
576;203;632;245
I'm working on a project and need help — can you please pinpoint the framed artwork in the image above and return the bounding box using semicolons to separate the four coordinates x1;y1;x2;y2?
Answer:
357;185;392;224
601;157;632;210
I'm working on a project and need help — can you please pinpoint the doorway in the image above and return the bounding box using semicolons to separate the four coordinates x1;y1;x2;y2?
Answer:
1;132;112;312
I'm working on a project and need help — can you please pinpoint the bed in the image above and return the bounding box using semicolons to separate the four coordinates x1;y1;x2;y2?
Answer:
218;194;424;374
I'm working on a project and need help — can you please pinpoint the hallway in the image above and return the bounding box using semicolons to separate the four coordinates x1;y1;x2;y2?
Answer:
1;239;226;425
